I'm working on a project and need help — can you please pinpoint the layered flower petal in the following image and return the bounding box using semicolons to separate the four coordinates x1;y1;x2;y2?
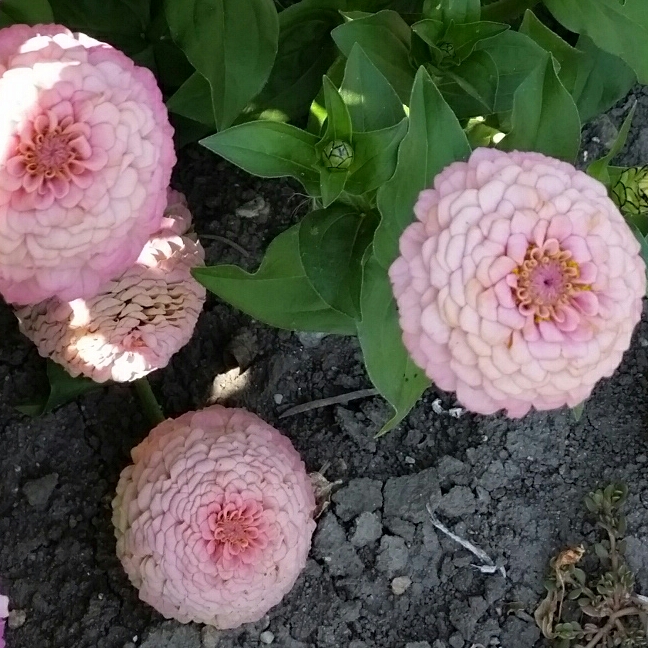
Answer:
0;24;175;304
390;148;646;416
15;190;206;382
111;405;316;629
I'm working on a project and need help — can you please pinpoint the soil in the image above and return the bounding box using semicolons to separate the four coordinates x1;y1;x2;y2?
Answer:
2;87;648;648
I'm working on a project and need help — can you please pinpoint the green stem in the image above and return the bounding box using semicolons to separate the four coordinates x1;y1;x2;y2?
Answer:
481;0;540;23
134;378;166;427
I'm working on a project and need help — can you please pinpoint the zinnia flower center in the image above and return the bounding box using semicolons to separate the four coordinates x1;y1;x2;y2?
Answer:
513;242;589;321
207;500;269;557
17;112;87;180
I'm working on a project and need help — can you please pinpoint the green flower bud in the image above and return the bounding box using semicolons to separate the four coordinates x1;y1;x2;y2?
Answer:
322;140;354;171
611;165;648;216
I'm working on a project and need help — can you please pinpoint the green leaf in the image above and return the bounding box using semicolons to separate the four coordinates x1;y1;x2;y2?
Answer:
200;121;320;195
320;76;353;144
543;0;648;84
571;401;585;421
436;49;499;118
194;226;356;334
1;0;54;23
476;29;546;113
331;10;416;103
299;206;378;317
167;72;217;127
340;44;406;132
414;19;509;65
50;0;146;36
357;254;430;434
520;10;582;94
423;0;480;23
16;360;101;417
587;102;636;185
319;167;349;207
165;0;279;130
571;36;636;124
501;55;581;162
247;0;344;122
346;119;408;195
374;67;470;268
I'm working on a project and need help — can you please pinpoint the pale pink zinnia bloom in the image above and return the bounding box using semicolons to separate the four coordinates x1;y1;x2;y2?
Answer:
15;190;206;383
0;591;7;648
0;24;175;305
390;148;646;417
112;405;316;629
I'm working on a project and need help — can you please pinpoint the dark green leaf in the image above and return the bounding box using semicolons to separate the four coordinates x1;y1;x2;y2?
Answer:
167;72;217;127
171;114;216;149
436;49;499;118
476;29;546;113
247;0;343;122
340;44;406;132
357;254;430;434
587;102;636;185
200;122;320;194
423;0;480;23
501;55;581;162
332;10;416;103
165;0;279;130
1;0;54;23
299;206;378;317
520;10;583;94
16;361;101;417
543;0;648;84
374;67;470;267
346;120;408;195
51;0;146;36
193;226;356;334
570;36;635;124
152;40;195;93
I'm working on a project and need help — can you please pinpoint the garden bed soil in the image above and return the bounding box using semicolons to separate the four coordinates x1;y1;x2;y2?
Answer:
2;88;648;648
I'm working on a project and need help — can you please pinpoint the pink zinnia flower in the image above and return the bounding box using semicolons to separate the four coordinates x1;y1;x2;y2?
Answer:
15;190;206;383
0;24;175;305
112;406;316;629
390;148;646;417
0;592;8;648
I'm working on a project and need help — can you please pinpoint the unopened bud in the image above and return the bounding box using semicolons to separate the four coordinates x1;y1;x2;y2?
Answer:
611;166;648;216
322;140;354;171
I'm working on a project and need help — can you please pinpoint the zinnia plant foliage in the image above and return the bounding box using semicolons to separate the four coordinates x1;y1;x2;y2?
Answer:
5;0;648;429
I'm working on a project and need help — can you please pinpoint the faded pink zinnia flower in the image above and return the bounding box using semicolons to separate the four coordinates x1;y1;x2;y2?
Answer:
112;405;316;629
0;24;175;305
390;148;646;417
15;190;206;383
0;591;7;648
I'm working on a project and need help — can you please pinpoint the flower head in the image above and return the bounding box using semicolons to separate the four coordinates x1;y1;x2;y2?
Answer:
389;148;646;417
0;592;7;648
0;24;175;305
112;405;316;629
16;190;206;383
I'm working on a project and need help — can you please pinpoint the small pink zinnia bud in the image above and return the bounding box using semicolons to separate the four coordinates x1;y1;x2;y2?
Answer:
0;24;176;305
15;190;206;383
389;148;646;417
111;405;316;629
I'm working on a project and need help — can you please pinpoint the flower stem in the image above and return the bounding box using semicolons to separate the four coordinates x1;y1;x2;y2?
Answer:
134;378;166;427
481;0;540;22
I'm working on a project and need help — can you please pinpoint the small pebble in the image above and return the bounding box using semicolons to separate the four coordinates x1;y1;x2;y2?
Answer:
391;575;413;595
8;609;26;629
273;394;283;405
405;456;416;465
235;196;269;219
259;630;275;644
201;626;221;648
